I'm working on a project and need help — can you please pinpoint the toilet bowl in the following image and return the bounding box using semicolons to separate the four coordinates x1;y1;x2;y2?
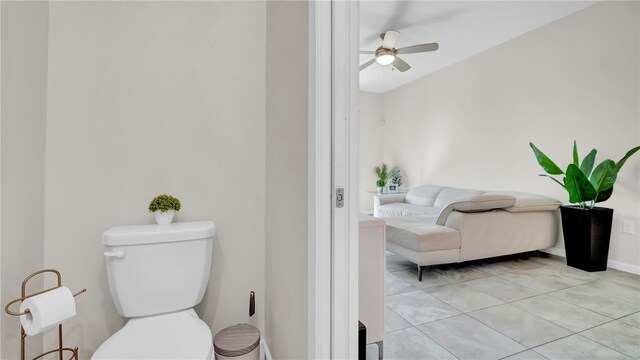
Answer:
92;221;216;359
92;309;213;359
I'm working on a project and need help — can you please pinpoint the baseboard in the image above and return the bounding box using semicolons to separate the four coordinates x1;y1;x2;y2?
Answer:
541;247;640;275
261;339;273;360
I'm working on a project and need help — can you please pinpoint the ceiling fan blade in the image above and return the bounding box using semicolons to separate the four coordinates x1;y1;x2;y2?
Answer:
392;57;411;72
382;30;400;49
396;43;439;55
360;50;375;54
359;58;376;71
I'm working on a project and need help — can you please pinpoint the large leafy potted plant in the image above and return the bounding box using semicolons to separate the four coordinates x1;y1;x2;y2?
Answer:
530;141;639;271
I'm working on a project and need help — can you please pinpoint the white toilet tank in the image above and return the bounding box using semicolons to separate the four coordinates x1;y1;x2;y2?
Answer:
102;221;215;318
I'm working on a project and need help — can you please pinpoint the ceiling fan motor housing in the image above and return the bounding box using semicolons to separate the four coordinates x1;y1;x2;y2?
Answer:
376;46;395;56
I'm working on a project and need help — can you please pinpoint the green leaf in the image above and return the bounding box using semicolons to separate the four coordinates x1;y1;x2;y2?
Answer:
565;164;597;204
591;160;617;193
530;143;564;175
595;187;613;203
148;194;181;212
538;174;566;189
374;163;389;183
573;140;579;167
580;149;597;178
615;145;640;172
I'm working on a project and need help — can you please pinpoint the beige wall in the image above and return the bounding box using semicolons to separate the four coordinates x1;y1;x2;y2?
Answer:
1;2;49;358
359;92;384;211
377;1;639;267
42;2;266;357
1;1;312;357
265;1;309;358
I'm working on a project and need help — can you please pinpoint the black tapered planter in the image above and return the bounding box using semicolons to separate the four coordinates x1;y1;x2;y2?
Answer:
560;205;613;272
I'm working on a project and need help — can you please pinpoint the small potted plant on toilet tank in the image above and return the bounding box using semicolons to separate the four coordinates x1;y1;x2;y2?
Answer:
148;194;181;225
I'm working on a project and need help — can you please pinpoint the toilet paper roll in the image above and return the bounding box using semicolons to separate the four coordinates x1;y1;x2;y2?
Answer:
19;286;76;336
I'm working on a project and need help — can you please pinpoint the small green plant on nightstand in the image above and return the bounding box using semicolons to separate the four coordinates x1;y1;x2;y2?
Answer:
374;163;389;194
390;167;403;187
149;194;181;225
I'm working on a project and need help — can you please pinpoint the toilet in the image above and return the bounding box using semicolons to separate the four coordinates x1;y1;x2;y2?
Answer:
92;221;216;359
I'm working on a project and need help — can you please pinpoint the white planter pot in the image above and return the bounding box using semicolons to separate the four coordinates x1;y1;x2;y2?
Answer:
377;187;384;195
154;210;175;225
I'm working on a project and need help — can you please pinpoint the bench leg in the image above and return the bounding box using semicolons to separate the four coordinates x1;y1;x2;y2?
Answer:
418;265;425;282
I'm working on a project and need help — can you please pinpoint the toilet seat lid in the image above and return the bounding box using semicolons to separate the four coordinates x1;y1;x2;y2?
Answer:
91;309;212;359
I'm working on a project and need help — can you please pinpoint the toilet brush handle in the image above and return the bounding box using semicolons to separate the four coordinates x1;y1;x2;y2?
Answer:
249;291;255;317
104;250;125;258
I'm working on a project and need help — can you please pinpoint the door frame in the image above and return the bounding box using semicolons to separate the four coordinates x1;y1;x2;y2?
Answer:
308;0;332;358
309;0;359;359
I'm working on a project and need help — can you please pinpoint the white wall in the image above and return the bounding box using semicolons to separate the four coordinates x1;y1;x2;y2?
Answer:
43;2;266;357
265;1;308;358
376;1;639;268
0;2;49;358
358;92;384;211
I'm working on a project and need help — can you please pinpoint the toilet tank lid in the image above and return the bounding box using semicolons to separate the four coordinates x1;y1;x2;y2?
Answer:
102;221;215;246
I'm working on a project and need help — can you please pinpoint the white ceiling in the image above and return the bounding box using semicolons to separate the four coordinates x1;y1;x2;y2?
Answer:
360;1;597;93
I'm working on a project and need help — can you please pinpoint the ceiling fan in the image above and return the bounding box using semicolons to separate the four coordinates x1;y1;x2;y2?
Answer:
360;30;439;72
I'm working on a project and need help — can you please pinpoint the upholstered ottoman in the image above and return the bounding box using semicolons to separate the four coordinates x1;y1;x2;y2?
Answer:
384;217;461;281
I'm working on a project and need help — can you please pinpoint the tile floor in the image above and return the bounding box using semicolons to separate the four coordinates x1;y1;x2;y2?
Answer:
366;252;640;360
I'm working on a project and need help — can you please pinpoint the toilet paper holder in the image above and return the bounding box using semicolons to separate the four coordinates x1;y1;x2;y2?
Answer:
4;269;86;360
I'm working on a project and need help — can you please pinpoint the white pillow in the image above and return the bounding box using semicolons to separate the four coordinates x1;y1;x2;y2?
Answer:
405;185;444;207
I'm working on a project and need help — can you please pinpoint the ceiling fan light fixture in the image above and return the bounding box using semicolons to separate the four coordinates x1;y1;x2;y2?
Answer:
376;54;395;65
375;47;396;66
